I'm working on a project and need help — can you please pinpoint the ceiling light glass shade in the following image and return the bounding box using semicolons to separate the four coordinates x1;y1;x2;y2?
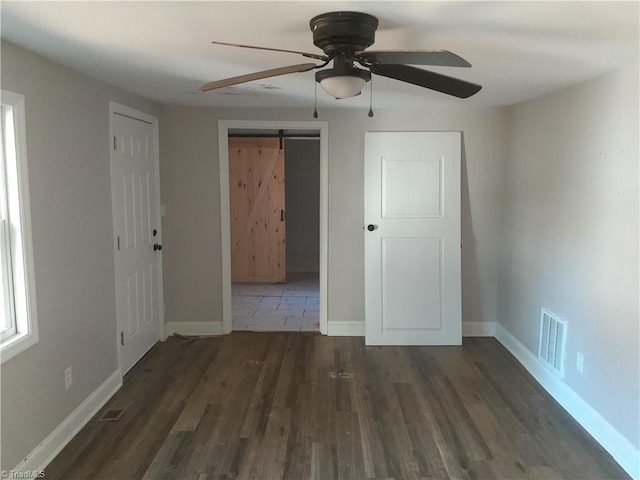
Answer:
316;67;371;99
320;75;367;99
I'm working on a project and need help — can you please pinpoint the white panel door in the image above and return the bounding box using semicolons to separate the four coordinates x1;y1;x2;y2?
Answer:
365;132;461;345
111;111;161;373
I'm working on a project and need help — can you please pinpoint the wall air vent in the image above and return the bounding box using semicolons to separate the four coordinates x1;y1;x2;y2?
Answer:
538;308;568;378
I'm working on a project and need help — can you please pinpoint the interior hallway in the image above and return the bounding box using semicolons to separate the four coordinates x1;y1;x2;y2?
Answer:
232;272;320;332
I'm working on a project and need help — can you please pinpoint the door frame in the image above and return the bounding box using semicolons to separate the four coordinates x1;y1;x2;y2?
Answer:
218;120;329;334
109;102;164;374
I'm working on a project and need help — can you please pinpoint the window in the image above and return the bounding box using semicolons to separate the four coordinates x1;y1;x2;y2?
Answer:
0;90;38;363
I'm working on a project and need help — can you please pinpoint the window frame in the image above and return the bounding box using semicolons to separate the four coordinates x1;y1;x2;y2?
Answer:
1;124;17;340
0;90;39;363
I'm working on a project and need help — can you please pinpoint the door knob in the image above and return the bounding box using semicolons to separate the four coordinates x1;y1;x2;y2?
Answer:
153;243;163;251
367;224;378;231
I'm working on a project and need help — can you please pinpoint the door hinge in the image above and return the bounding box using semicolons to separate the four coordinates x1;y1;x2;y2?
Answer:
113;136;117;151
116;236;120;251
120;331;124;346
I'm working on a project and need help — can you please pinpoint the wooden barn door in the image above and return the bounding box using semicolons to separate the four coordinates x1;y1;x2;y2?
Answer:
229;137;286;283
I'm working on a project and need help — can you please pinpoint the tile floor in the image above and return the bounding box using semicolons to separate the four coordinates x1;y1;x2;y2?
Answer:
232;273;319;332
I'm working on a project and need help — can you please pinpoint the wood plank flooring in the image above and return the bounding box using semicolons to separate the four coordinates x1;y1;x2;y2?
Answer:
44;334;629;480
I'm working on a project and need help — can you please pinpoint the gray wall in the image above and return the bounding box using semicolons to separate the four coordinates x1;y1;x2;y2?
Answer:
0;42;162;470
499;62;639;447
160;106;508;327
284;139;320;273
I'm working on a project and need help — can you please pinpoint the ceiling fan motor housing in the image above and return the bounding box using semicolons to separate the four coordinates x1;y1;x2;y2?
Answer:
310;11;378;55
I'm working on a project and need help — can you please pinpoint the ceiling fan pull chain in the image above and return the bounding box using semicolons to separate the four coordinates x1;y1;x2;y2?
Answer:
368;76;374;118
313;80;319;118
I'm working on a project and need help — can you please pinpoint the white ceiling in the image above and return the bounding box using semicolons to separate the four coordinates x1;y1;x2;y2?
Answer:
1;1;638;110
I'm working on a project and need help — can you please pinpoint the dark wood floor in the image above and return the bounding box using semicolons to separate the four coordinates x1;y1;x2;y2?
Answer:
45;333;628;480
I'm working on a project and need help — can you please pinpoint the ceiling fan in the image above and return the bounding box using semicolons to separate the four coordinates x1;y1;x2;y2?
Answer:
199;11;482;100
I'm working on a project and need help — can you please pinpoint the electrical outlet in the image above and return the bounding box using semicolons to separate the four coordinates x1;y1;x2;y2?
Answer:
576;352;584;373
64;366;73;390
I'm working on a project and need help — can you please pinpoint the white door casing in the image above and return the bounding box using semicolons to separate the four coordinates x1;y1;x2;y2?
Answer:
110;104;162;374
218;120;329;335
364;131;461;345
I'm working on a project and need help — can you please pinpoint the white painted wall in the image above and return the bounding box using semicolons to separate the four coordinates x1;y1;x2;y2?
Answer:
160;106;507;331
0;42;162;470
498;62;639;449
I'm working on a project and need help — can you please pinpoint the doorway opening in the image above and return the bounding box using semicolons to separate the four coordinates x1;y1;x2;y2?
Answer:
218;120;328;335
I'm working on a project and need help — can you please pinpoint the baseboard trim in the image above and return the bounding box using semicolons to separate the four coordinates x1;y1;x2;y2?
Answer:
495;323;639;480
327;321;365;336
462;321;496;337
13;369;122;474
326;321;497;338
164;321;224;337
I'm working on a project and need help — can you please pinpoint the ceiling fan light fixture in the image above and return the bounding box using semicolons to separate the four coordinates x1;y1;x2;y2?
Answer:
202;11;482;101
316;67;371;99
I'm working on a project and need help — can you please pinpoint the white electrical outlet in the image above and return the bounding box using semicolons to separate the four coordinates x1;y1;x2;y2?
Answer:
576;352;584;373
64;366;73;390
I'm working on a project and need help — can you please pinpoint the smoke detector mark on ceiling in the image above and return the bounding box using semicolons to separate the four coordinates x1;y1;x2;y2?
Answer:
215;83;283;95
252;84;283;90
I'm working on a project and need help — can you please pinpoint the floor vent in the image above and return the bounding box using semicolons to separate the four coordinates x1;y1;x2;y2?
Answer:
98;401;132;422
538;308;568;378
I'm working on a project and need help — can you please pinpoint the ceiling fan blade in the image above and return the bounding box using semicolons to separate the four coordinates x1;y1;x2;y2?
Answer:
199;63;317;93
369;64;482;98
212;41;328;61
357;50;471;67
